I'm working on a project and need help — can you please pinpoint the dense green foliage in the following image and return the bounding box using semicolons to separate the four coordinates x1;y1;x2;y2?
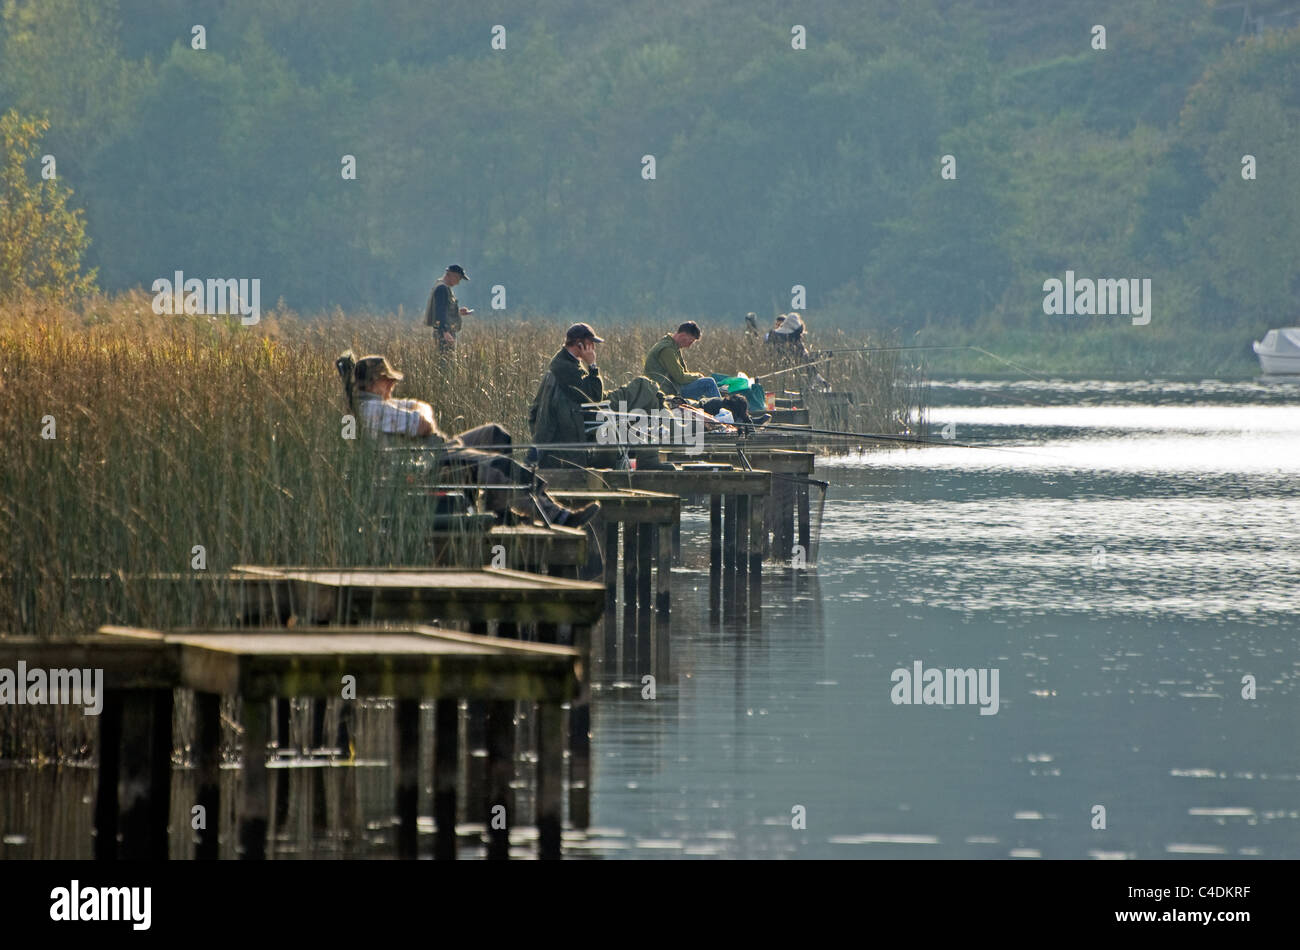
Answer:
0;110;96;298
0;0;1296;347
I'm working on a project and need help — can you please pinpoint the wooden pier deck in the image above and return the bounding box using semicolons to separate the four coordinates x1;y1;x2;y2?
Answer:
548;489;679;676
0;624;582;860
230;565;605;830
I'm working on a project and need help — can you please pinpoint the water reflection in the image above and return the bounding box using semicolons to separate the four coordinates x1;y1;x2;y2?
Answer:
5;381;1299;858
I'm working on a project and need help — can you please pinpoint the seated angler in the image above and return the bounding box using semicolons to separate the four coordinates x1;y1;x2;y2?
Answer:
529;322;668;469
336;351;599;527
643;321;723;401
767;312;831;391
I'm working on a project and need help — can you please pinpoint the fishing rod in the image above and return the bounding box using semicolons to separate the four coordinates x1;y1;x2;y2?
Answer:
733;420;1047;455
753;345;1050;382
830;344;1051;381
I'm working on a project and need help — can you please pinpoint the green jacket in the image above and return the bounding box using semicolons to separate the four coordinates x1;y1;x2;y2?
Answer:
643;334;700;395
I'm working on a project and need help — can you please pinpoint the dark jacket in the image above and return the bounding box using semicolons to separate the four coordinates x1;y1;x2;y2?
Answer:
529;348;604;466
424;281;461;334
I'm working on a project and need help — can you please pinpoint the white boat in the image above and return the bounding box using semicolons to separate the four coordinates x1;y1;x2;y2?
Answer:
1252;327;1300;375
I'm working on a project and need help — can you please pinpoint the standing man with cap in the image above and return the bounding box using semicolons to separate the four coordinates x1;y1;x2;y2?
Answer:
424;264;473;352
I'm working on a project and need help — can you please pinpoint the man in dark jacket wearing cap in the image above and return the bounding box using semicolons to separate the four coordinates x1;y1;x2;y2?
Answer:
424;264;472;351
529;323;666;468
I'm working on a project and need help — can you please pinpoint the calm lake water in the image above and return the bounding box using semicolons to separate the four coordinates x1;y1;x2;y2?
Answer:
588;378;1300;858
3;379;1298;859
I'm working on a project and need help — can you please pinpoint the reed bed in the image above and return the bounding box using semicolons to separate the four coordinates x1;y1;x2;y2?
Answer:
0;293;923;756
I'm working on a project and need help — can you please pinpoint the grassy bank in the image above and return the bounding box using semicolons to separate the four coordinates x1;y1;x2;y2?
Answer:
904;322;1263;380
0;292;922;643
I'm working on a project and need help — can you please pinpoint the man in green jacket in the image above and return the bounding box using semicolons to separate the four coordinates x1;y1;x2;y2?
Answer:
643;322;722;400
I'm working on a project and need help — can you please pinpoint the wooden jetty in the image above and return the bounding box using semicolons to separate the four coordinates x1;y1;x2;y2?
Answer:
0;624;581;860
544;488;678;677
229;565;605;831
541;465;770;623
689;448;818;562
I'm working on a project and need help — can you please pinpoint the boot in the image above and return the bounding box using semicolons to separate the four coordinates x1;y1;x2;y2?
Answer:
535;491;601;527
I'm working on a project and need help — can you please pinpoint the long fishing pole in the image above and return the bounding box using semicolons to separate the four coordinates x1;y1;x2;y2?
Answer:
754;345;1050;382
736;421;1001;450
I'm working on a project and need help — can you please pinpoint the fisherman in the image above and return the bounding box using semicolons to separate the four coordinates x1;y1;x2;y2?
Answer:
643;321;723;400
763;314;786;344
767;312;831;391
744;312;760;336
529;322;668;468
336;351;599;527
424;264;473;352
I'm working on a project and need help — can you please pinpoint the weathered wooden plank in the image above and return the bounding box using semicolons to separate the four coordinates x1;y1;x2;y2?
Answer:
231;566;606;627
96;626;582;703
548;490;679;524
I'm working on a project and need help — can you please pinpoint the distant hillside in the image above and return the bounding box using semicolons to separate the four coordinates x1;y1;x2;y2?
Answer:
1;0;1296;346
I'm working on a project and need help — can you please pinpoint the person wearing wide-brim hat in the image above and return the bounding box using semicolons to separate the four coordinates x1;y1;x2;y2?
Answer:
424;264;473;352
335;350;600;527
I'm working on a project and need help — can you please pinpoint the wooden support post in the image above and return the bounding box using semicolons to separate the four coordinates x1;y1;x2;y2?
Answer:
239;699;270;860
486;621;518;860
94;688;124;861
465;621;489;824
780;478;795;561
486;701;514;860
723;494;737;619
569;621;592;831
311;699;327;751
396;698;420;860
118;688;173;861
194;690;221;860
622;523;639;675
655;518;672;617
337;698;354;755
433;698;459;860
536;702;563;860
603;519;619;660
275;697;291;750
748;493;765;622
709;494;722;619
735;494;749;617
637;527;655;670
797;479;811;558
639;519;655;631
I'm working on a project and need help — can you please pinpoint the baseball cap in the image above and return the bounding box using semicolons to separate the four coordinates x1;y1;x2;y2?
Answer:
565;322;605;344
446;264;469;280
